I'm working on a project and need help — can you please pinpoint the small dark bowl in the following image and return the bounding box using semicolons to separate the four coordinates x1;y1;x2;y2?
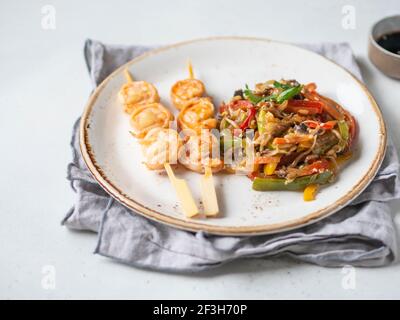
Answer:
368;15;400;79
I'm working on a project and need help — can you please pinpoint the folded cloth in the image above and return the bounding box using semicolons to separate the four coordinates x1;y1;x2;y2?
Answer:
63;39;400;272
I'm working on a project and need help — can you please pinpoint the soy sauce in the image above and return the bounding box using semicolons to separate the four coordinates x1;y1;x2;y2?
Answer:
377;31;400;55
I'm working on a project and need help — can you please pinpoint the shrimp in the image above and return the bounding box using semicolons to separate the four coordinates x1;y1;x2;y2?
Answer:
118;81;160;114
170;61;207;110
130;103;174;139
177;97;218;134
140;128;182;170
170;78;206;110
178;131;224;173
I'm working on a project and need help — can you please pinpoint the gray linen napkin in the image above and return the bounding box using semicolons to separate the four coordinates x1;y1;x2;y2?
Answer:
63;39;400;272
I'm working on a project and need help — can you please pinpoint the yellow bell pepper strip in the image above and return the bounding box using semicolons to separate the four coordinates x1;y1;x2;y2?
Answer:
253;155;281;176
264;162;278;175
303;184;319;201
252;171;333;191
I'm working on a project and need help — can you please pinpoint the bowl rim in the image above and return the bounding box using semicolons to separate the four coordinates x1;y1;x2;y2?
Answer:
79;36;387;235
369;14;400;60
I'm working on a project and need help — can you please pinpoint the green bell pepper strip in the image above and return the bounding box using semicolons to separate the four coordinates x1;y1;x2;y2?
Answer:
273;81;291;90
252;171;333;191
276;85;303;104
244;83;302;105
244;84;264;104
338;120;349;141
244;84;277;104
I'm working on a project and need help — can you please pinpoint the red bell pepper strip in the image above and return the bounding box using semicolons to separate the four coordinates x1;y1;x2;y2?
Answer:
239;107;256;130
303;120;337;130
286;99;323;115
297;159;331;176
303;91;345;120
252;171;333;191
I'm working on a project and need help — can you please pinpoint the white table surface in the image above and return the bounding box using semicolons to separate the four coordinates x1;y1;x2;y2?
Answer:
1;0;400;299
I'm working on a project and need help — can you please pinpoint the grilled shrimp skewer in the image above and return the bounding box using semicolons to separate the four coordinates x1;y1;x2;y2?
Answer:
122;69;199;217
173;63;220;216
175;62;220;173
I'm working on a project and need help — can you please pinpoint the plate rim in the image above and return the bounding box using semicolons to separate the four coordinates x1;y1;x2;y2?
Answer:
79;36;387;236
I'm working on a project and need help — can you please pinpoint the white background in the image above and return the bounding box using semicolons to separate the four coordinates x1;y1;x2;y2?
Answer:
0;0;400;299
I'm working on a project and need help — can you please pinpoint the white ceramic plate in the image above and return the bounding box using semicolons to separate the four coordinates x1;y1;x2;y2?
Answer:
80;37;386;235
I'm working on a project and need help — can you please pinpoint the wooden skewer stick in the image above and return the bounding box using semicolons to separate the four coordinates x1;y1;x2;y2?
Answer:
187;60;194;79
164;163;199;218
124;69;134;82
200;165;219;216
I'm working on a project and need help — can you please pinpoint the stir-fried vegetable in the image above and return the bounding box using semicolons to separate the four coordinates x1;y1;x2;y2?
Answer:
264;162;279;175
303;184;319;201
296;159;331;176
254;155;281;164
276;85;303;104
338;120;349;141
273;81;291;89
218;79;356;201
285;100;323;114
252;171;333;191
239;107;256;130
244;85;264;104
257;109;267;134
244;82;302;105
303;120;337;130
